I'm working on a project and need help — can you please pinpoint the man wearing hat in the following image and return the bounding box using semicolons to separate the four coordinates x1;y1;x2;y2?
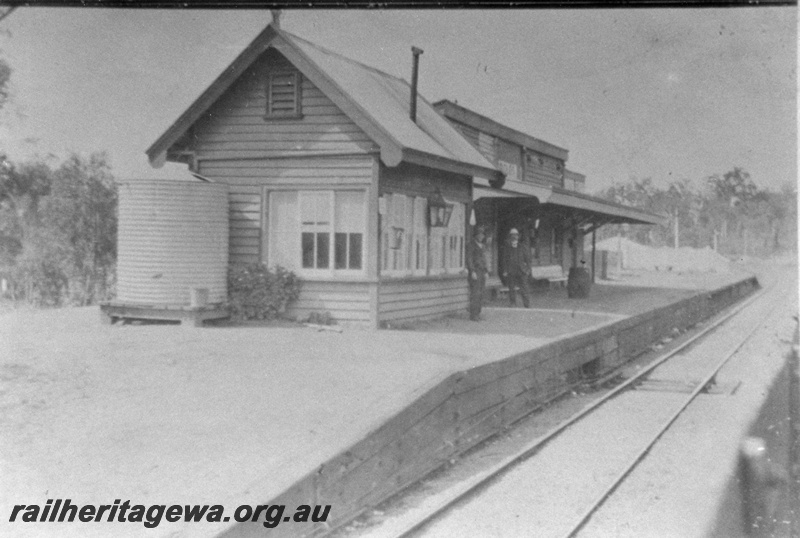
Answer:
467;225;489;321
502;228;531;308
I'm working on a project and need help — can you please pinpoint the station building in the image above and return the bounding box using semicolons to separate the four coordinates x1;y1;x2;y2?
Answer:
146;22;664;328
433;100;665;292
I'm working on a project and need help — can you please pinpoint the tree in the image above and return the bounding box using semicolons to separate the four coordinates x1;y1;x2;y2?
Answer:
0;57;9;114
7;153;117;306
596;167;796;258
0;155;53;268
42;153;117;304
0;5;15;111
706;167;777;256
598;177;662;245
597;177;703;248
707;167;760;205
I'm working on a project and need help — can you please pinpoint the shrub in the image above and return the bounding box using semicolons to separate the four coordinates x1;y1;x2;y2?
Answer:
227;264;300;321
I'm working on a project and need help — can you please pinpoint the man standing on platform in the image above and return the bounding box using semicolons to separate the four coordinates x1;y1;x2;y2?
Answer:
502;228;531;308
467;226;488;321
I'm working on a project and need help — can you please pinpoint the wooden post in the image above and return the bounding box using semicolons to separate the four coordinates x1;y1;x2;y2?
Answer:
743;227;749;257
571;221;578;269
601;250;608;280
591;225;597;283
368;160;381;329
673;210;679;249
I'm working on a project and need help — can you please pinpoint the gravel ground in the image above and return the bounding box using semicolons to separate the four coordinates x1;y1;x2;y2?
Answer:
0;257;784;538
0;310;547;538
336;257;796;538
579;268;798;538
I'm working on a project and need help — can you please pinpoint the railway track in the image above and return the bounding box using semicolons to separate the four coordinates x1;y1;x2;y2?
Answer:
337;274;793;538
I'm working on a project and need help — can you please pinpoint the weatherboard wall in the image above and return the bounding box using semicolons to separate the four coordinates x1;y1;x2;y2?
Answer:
176;47;478;326
187;49;378;161
177;47;380;324
377;162;473;325
378;277;469;324
198;156;374;266
194;155;376;325
442;118;565;189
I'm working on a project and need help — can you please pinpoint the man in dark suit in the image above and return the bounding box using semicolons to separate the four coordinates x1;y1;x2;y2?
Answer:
502;228;531;308
467;226;489;321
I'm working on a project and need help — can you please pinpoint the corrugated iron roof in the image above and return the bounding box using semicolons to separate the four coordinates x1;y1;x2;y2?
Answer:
147;24;501;181
434;99;570;162
287;33;498;171
546;187;668;226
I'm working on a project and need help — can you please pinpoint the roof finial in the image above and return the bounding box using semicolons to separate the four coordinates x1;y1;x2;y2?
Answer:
271;9;281;29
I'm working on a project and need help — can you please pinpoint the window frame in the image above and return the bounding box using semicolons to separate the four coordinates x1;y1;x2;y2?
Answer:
333;191;366;273
299;191;334;276
265;71;303;120
379;193;467;278
445;201;466;274
381;193;413;277
411;196;428;276
266;188;366;280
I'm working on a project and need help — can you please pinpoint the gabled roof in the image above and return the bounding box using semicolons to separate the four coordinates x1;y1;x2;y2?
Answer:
147;24;502;182
433;99;569;162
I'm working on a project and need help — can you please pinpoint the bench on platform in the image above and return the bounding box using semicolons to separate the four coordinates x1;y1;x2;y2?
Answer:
530;264;567;286
492;265;568;299
486;276;503;300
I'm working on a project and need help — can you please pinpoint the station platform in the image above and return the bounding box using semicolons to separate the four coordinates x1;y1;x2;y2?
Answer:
0;269;759;538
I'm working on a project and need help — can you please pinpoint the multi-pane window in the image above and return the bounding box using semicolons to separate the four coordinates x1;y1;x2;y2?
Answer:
380;193;465;276
382;194;409;273
300;192;332;270
334;191;364;270
268;190;364;276
267;72;301;117
446;203;465;271
411;197;428;275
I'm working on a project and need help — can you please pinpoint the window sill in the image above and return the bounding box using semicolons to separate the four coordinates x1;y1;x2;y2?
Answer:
380;271;467;282
263;113;304;122
295;268;372;279
295;275;378;284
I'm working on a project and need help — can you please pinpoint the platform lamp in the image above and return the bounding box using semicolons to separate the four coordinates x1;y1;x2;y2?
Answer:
428;188;454;228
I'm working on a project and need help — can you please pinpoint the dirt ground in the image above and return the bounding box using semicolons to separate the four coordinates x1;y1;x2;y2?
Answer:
0;302;551;537
0;256;791;538
337;255;798;538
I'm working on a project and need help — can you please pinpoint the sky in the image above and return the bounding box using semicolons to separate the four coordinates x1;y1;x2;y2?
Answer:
0;7;796;194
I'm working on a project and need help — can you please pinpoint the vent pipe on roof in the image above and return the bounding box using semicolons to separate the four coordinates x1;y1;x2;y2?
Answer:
410;46;424;123
271;9;281;29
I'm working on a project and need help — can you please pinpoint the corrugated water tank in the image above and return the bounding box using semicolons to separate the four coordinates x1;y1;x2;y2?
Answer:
116;180;229;306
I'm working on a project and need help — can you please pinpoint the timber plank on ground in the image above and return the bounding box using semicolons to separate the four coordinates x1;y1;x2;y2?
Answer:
99;302;228;327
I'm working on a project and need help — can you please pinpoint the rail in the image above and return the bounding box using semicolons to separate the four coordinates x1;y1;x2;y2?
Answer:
353;280;775;538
